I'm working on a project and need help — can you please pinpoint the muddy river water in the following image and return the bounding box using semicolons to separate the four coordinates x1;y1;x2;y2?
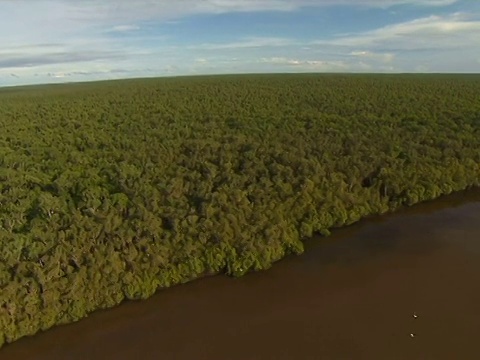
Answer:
1;189;480;359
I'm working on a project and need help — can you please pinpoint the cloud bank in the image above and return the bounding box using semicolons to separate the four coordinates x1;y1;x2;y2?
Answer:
0;0;477;86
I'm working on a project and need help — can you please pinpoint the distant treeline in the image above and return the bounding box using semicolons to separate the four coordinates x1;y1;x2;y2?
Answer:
0;74;479;347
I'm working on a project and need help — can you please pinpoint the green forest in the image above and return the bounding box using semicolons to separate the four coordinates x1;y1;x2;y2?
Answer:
0;74;479;347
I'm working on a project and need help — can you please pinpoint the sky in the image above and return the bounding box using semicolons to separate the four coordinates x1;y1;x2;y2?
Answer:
0;0;479;87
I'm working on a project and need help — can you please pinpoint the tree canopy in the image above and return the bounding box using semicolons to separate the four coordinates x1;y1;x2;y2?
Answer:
0;74;479;348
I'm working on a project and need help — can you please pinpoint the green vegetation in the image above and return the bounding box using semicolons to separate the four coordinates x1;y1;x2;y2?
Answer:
0;74;479;347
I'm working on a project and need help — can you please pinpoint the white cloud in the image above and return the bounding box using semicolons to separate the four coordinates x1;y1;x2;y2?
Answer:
111;25;140;32
334;0;458;7
350;50;395;63
260;57;349;71
193;37;294;50
47;72;66;78
305;12;480;73
318;13;480;51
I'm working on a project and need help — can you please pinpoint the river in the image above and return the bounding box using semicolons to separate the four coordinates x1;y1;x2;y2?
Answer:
1;189;479;359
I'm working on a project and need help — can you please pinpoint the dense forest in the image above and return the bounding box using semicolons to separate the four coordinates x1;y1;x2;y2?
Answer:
0;74;479;347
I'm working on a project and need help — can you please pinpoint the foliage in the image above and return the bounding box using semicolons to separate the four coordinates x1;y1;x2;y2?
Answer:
0;74;479;346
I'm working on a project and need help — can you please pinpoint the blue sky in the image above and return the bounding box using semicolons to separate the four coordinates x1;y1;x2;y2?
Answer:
0;0;479;86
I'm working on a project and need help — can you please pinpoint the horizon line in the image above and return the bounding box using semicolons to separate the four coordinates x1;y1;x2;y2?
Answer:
1;71;479;90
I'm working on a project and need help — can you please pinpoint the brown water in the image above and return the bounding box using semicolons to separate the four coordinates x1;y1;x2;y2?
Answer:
1;189;480;360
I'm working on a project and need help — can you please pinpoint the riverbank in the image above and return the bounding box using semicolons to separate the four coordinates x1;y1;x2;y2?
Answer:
1;187;479;359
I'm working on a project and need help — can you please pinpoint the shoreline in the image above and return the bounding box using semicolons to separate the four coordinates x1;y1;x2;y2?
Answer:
2;185;479;350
